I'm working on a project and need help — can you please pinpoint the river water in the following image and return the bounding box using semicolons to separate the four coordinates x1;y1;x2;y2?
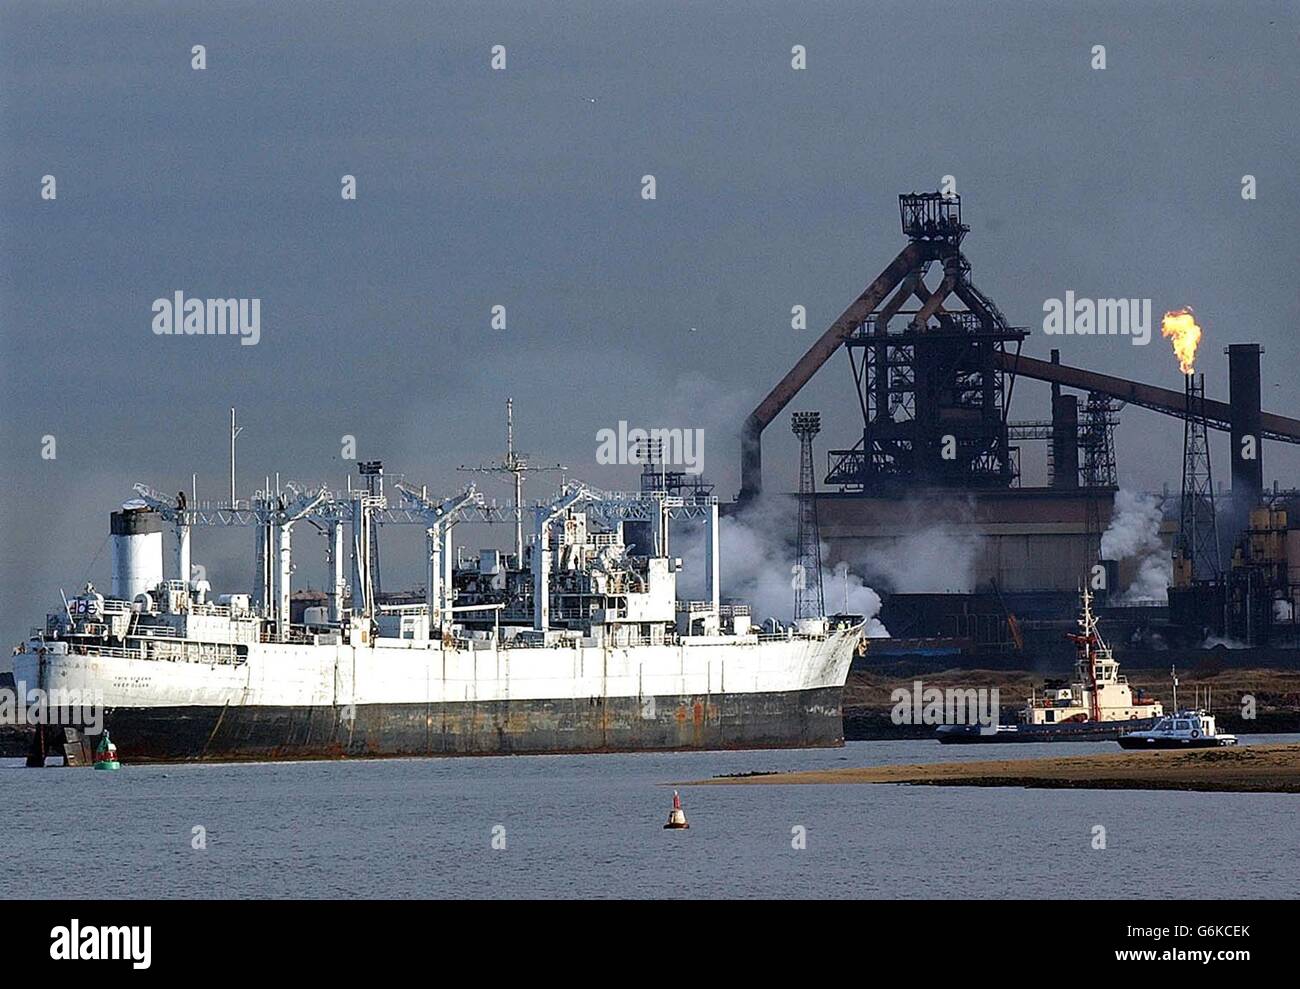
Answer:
3;737;1297;899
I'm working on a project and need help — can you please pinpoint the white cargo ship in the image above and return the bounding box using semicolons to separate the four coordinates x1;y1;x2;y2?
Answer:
14;461;862;764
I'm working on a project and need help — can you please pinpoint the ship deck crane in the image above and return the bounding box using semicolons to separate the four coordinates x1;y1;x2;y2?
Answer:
272;488;331;641
393;482;486;636
136;470;724;642
532;483;594;633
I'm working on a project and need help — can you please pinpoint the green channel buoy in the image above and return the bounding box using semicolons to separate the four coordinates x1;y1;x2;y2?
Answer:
93;730;121;771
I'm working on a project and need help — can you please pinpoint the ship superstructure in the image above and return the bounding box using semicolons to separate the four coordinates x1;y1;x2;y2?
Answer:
14;461;863;764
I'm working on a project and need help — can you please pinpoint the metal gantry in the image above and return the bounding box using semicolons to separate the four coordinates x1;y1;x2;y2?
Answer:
1081;392;1121;489
827;196;1027;493
134;464;721;639
740;192;1300;503
742;192;1028;500
1004;392;1121;488
394;482;485;633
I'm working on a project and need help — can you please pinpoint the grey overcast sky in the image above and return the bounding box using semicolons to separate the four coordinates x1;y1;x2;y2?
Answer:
2;1;1298;644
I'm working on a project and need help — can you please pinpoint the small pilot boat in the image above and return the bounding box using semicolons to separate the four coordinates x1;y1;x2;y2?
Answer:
1117;710;1237;749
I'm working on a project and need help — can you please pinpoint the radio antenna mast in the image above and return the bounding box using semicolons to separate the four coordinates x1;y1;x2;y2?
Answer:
458;399;566;565
230;407;244;507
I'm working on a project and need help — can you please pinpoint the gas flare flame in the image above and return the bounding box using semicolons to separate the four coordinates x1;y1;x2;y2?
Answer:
1161;307;1202;375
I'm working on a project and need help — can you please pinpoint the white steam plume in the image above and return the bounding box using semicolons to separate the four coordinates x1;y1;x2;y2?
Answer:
830;497;982;594
675;494;888;636
1100;489;1171;602
823;559;891;638
849;525;981;594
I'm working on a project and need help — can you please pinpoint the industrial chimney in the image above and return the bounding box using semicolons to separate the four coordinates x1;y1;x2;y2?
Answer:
1227;343;1264;543
110;504;163;599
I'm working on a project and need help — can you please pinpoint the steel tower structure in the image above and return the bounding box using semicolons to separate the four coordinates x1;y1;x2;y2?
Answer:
1081;391;1121;564
1177;373;1220;580
792;411;825;619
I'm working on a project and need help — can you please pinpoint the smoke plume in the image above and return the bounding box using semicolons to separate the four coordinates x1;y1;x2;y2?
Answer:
825;497;982;594
675;494;888;635
848;525;981;594
1100;489;1171;602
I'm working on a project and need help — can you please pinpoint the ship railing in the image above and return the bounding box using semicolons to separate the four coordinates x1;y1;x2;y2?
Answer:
549;606;599;621
135;639;245;664
501;631;682;649
188;602;234;618
72;645;144;661
674;601;754;618
494;609;532;623
600;634;675;648
755;630;827;643
256;627;317;644
502;635;576;650
134;625;184;638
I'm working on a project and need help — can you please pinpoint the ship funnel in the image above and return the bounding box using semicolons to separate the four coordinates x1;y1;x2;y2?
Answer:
110;505;163;599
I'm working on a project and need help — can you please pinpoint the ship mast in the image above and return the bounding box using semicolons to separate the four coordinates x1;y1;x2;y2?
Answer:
229;407;244;507
1068;585;1106;722
458;399;566;566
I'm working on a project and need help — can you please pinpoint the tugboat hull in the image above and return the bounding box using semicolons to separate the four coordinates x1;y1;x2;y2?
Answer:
937;718;1160;744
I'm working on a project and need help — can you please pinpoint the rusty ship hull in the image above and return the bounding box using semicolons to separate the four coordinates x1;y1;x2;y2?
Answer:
32;686;842;763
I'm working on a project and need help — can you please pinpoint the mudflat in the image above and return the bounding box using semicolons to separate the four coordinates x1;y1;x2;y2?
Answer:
687;743;1300;793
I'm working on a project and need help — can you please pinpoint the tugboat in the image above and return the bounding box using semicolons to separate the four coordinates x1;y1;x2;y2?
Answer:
92;731;121;771
937;587;1163;743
